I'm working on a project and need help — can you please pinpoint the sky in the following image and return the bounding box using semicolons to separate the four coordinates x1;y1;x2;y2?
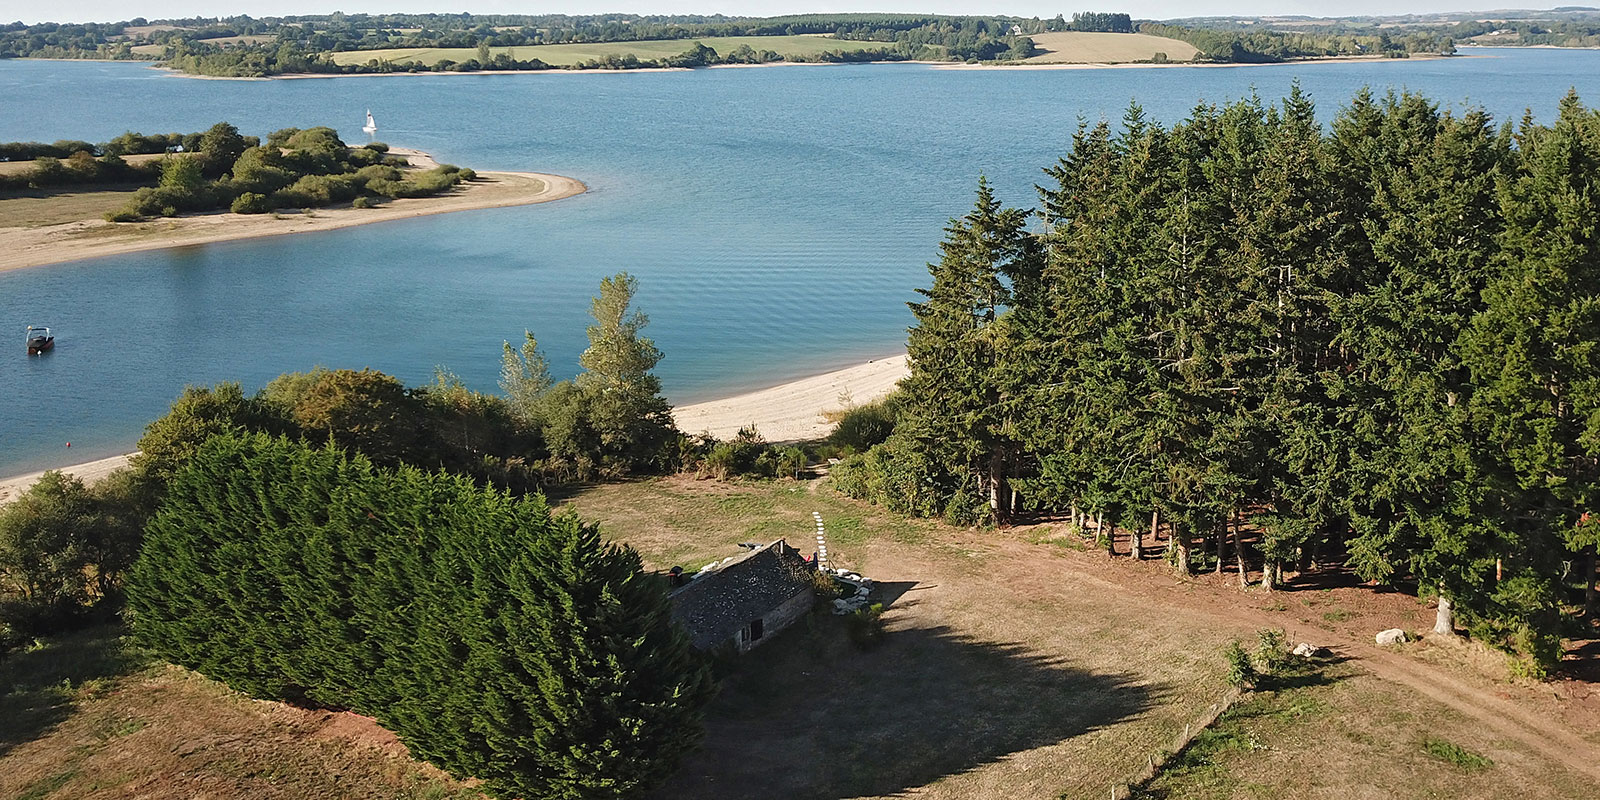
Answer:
0;0;1548;26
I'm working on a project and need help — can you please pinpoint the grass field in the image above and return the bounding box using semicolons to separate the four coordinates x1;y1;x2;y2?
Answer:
328;35;886;67
1024;31;1201;63
3;475;1597;799
0;187;144;227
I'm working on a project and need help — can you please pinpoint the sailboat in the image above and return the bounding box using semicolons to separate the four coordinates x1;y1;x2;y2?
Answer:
362;109;378;136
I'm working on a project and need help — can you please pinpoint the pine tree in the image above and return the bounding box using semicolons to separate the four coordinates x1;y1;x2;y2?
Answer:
902;177;1037;523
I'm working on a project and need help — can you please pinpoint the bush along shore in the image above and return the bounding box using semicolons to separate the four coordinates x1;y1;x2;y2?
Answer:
108;126;472;221
0;122;475;222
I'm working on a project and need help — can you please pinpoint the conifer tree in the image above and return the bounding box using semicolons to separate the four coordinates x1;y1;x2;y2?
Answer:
130;433;713;798
901;177;1037;522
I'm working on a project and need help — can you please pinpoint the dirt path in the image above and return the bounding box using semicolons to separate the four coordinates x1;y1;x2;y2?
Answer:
990;529;1600;783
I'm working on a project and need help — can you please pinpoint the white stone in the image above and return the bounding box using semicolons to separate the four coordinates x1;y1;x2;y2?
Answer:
1375;628;1408;646
1292;643;1323;658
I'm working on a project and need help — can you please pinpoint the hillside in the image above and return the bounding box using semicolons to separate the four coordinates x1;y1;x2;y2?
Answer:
1024;31;1200;63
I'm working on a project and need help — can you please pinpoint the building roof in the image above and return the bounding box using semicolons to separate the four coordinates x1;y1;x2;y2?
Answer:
670;539;814;650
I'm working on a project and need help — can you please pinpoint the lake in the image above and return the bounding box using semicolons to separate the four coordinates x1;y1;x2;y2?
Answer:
3;48;1599;475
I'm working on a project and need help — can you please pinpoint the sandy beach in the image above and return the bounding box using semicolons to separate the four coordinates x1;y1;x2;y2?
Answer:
673;354;908;442
0;149;586;273
0;354;909;502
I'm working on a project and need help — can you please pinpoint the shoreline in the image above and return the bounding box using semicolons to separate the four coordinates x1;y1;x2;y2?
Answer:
935;52;1466;71
0;152;586;273
0;353;910;501
136;51;1474;81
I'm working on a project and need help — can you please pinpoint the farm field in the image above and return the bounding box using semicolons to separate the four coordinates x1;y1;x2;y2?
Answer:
327;34;887;67
3;475;1599;799
1024;31;1200;63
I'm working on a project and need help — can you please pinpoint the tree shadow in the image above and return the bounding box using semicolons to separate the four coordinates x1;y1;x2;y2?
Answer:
0;623;147;758
656;588;1157;799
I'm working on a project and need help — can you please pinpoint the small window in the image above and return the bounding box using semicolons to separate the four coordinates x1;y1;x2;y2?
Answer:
747;618;764;642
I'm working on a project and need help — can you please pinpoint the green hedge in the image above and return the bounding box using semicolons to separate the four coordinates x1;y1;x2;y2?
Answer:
128;433;713;799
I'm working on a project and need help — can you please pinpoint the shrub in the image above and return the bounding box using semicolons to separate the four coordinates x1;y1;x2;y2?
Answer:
827;393;900;452
351;195;377;209
1224;640;1256;688
230;192;271;214
353;164;401;183
104;208;142;223
457;167;477;181
129;433;714;799
845;603;887;650
0;470;146;639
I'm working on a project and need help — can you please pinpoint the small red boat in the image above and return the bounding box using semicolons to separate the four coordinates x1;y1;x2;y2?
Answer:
26;325;53;355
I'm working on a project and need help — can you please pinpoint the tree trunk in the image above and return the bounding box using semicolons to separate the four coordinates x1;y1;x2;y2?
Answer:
1175;525;1190;575
1133;510;1152;561
1433;587;1456;637
1587;547;1597;618
987;451;1006;521
1071;505;1081;532
1100;513;1115;556
1233;513;1248;588
1216;519;1227;575
1263;559;1277;592
1296;533;1317;575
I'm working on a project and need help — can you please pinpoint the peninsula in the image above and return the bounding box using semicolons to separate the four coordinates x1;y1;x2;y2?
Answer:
0;133;585;271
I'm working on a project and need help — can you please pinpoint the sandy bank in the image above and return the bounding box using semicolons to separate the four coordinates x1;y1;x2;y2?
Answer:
0;355;910;501
672;354;908;442
0;454;137;505
934;53;1465;70
0;151;586;272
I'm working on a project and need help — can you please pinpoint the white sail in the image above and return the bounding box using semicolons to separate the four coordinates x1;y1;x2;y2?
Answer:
362;110;378;134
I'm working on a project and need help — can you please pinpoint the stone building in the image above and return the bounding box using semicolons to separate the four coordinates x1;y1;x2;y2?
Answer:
670;539;815;652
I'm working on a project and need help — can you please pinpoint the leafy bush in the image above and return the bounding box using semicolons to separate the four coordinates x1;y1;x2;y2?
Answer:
845;603;887;650
351;195;377;209
0;470;147;641
129;433;714;799
230;191;271;214
1223;640;1256;688
457;167;477;181
827;392;901;452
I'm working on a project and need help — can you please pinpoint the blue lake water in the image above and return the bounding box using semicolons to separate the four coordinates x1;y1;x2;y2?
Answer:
2;47;1599;475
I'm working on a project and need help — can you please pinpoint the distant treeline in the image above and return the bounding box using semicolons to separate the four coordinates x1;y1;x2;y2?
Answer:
1068;12;1134;33
1161;11;1600;49
0;20;141;60
3;10;1458;75
1139;22;1456;61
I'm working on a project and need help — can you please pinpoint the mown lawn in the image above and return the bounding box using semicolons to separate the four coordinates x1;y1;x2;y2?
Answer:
328;35;887;67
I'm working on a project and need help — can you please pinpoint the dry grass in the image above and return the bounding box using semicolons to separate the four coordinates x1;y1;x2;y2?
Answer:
1135;659;1592;799
0;627;482;800
0;187;145;228
329;35;884;67
1025;32;1200;63
569;477;1236;799
0;154;167;177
